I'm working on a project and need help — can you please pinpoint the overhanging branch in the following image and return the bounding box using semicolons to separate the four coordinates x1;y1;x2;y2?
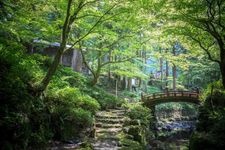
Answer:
188;35;220;64
100;57;133;67
64;4;117;53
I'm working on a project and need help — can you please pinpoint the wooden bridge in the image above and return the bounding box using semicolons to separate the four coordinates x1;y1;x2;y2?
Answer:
141;91;201;107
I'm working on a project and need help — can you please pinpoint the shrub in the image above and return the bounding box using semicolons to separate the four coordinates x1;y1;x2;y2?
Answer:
50;108;93;140
45;87;99;140
190;81;225;150
83;86;124;109
124;103;152;127
0;46;99;148
46;87;100;114
56;66;87;89
0;46;51;149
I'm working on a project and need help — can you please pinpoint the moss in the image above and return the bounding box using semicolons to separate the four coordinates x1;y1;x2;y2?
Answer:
117;133;144;150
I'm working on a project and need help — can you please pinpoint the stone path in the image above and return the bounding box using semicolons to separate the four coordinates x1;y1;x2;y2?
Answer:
92;108;125;150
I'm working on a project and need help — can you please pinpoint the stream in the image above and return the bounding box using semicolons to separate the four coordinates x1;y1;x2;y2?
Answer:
149;102;198;150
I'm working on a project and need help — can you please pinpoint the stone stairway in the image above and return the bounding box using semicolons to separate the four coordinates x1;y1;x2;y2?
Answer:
92;108;125;150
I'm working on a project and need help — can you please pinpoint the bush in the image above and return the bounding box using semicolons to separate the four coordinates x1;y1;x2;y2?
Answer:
46;87;100;114
83;86;124;109
0;46;99;148
50;108;93;140
124;103;152;127
56;66;87;89
190;132;216;150
0;46;51;149
190;81;225;150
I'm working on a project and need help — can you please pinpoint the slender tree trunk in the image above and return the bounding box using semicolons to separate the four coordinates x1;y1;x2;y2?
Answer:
121;77;126;90
91;73;100;86
220;60;225;88
37;0;73;92
165;48;169;84
172;45;176;90
108;50;112;86
138;78;142;87
115;79;118;98
172;64;176;90
219;46;225;88
160;57;163;90
128;78;132;91
40;46;65;91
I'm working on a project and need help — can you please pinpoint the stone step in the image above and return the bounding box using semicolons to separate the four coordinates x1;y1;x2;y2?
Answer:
96;128;122;134
109;111;125;115
94;147;121;150
108;109;125;112
96;115;124;120
96;123;123;128
96;118;124;124
96;131;119;138
93;109;125;150
97;134;120;140
93;139;121;149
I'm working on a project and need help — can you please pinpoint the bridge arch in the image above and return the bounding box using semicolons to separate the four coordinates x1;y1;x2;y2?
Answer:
141;91;201;138
141;91;201;109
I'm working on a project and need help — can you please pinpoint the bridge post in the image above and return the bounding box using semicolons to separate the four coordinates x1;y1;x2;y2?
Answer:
166;90;169;97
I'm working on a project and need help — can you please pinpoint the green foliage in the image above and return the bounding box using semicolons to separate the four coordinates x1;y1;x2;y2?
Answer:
0;46;51;149
190;82;225;149
56;67;87;88
46;87;100;114
122;103;152;148
201;81;225;101
146;86;161;93
0;45;101;148
124;103;152;127
119;133;144;150
156;102;198;116
49;107;93;140
83;86;123;109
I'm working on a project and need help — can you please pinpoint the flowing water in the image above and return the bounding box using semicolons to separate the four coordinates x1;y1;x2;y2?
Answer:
149;102;198;150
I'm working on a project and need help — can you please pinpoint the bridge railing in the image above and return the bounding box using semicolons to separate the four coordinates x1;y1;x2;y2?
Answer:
141;91;199;101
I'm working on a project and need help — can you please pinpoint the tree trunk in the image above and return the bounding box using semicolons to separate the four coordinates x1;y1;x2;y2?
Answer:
160;56;163;90
37;0;73;92
220;57;225;88
127;78;132;91
165;48;169;80
121;76;126;90
91;74;99;86
172;64;176;90
172;45;176;90
40;47;64;91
